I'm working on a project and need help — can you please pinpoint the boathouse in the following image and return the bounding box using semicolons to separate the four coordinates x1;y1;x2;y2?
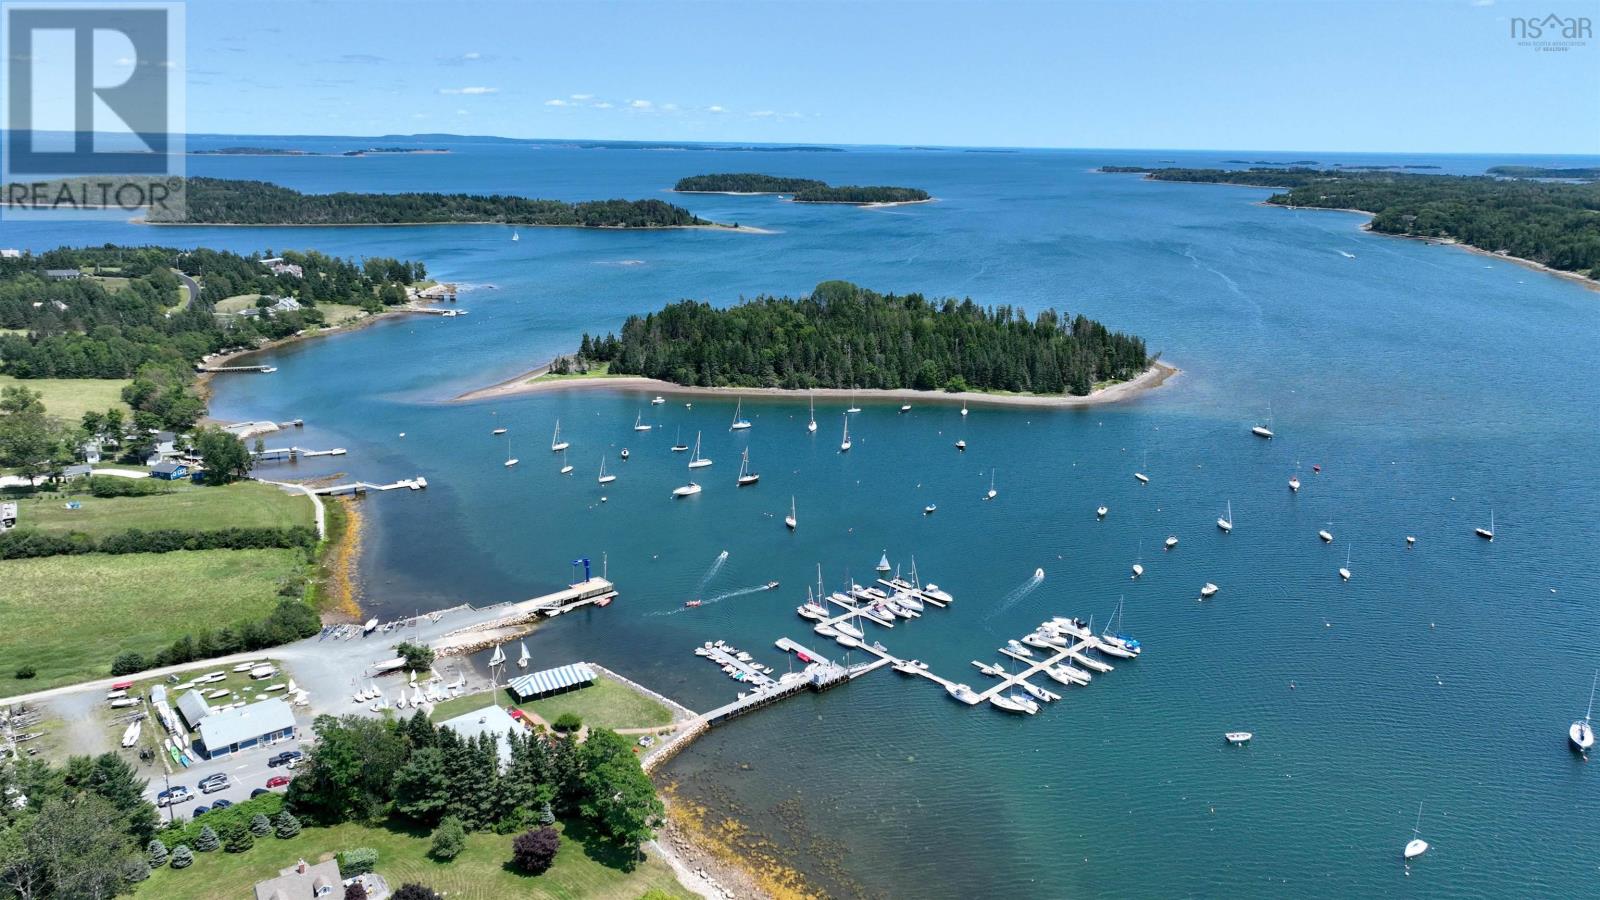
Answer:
507;662;597;701
196;697;296;759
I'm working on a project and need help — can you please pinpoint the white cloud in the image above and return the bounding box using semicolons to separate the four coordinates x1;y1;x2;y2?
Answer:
750;110;776;118
570;93;593;101
593;101;614;109
463;51;481;59
629;99;653;109
544;98;569;107
456;109;469;116
440;86;498;95
661;102;679;112
115;56;135;67
707;105;726;113
1469;0;1493;5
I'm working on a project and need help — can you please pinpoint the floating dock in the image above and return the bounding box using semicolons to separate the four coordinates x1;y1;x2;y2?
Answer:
254;446;348;461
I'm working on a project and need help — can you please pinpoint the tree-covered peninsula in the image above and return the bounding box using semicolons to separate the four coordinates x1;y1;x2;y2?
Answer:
567;280;1149;396
1101;166;1600;280
674;173;930;203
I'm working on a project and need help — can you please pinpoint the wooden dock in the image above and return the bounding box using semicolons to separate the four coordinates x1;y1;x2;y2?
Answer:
254;446;347;461
311;477;427;495
197;364;277;374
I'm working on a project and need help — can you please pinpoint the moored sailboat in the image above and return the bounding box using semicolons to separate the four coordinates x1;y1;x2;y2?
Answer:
784;496;797;530
730;398;752;431
1570;672;1597;753
688;431;712;468
737;448;759;485
839;413;852;452
1217;501;1233;533
550;420;569;452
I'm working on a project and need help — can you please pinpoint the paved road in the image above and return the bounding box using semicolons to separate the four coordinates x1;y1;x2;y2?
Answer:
173;269;200;309
149;738;302;824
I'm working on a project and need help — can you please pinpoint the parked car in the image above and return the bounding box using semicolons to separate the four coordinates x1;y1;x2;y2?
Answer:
210;798;232;810
250;788;269;798
155;786;192;807
265;775;290;789
267;750;303;768
198;774;229;794
192;805;209;816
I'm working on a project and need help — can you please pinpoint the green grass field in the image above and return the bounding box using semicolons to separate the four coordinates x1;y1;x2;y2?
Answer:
213;294;264;314
15;480;313;538
0;549;305;694
431;677;674;732
315;302;368;325
0;374;130;420
136;819;692;900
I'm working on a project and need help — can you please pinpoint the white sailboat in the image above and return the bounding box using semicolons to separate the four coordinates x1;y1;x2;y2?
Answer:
737;448;759;486
1289;460;1301;493
807;392;817;433
1216;501;1233;533
784;496;797;530
120;719;142;748
1131;540;1144;579
504;434;519;468
985;470;997;501
597;458;616;484
961;399;968;417
846;390;861;414
1199;582;1219;599
558;448;573;475
1319;523;1334;543
1251;402;1275;439
899;403;911;414
1403;802;1429;860
1165;535;1178;550
1096;505;1108;519
671;427;688;452
839;413;852;452
517;641;530;669
1099;597;1142;657
1475;510;1495;541
511;229;520;241
1134;450;1149;484
687;431;712;468
488;644;506;667
550;420;569;452
634;413;652;432
730;398;752;431
1339;545;1352;581
1570;673;1596;753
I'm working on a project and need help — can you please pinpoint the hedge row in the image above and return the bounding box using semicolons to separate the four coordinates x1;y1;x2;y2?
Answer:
159;793;284;847
88;476;176;497
0;526;316;559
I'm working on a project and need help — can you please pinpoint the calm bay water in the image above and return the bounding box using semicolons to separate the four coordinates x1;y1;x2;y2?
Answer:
7;140;1600;897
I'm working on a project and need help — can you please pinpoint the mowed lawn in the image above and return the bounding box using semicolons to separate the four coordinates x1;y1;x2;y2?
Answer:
430;677;674;732
18;481;313;538
0;549;304;695
137;820;693;900
0;374;130;420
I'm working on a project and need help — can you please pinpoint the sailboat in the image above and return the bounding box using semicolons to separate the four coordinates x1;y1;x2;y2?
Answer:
634;413;652;432
492;413;507;436
955;438;966;451
1403;803;1429;860
511;229;520;242
784;497;797;530
1570;673;1596;753
1251;402;1275;439
1131;541;1144;579
807;392;817;433
899;403;911;414
961;399;968;417
488;644;506;667
1096;505;1108;519
876;552;892;574
1098;597;1141;657
1134;450;1149;484
1339;545;1352;581
737;448;759;486
1475;510;1495;541
730;398;752;431
839;414;852;452
1319;522;1334;543
1289;460;1301;492
598;458;616;484
1216;501;1233;533
847;390;861;414
687;431;712;468
671;427;689;452
550;420;569;452
985;470;997;501
1165;535;1179;550
503;434;519;468
558;449;573;475
517;642;530;669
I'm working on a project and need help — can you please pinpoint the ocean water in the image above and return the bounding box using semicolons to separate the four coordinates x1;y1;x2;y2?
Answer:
6;140;1600;897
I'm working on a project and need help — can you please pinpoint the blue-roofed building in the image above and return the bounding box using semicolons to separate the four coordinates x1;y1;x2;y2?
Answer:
506;662;597;701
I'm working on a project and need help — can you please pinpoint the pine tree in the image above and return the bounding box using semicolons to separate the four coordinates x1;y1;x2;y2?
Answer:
273;811;302;839
249;813;272;836
147;838;169;868
169;845;194;869
193;825;219;852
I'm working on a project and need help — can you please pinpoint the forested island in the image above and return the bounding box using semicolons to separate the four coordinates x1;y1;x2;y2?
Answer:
558;280;1148;396
674;173;930;204
1101;166;1600;280
1485;165;1600;180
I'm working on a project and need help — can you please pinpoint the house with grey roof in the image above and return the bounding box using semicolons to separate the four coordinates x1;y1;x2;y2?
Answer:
252;858;341;900
437;705;521;767
196;697;296;759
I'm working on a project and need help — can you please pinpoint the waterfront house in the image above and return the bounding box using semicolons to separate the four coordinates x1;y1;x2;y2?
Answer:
150;460;188;480
260;258;305;279
252;858;341;900
196;696;296;759
437;705;522;767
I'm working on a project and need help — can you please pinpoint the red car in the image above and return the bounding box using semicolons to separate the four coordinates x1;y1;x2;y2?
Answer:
265;775;291;789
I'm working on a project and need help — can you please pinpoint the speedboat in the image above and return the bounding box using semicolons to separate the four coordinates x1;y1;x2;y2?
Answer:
1165;535;1179;550
1096;505;1108;519
991;694;1037;715
672;482;702;497
1200;582;1219;599
1021;632;1054;650
1033;567;1045;580
972;661;1005;677
492;427;507;435
1005;640;1034;658
1048;664;1091;686
651;396;666;405
1018;681;1057;703
924;503;937;515
946;683;980;705
892;660;922;675
1224;731;1252;744
923;583;954;604
764;581;780;590
683;600;702;609
955;440;966;451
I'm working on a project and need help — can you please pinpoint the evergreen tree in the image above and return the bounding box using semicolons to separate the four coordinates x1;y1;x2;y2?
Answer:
249;813;272;837
169;845;193;869
147;838;168;868
273;811;301;838
193;825;219;852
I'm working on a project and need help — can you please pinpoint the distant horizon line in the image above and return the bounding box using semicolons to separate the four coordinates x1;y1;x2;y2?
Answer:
3;130;1596;159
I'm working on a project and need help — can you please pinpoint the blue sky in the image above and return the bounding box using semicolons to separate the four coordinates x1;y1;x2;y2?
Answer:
179;0;1597;153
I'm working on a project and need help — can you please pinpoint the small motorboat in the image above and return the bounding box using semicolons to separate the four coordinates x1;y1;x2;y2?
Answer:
1033;567;1044;579
1289;475;1301;492
1131;563;1144;579
1165;535;1179;550
955;439;966;451
1096;505;1108;519
1224;731;1252;744
764;581;780;590
652;396;666;405
672;482;702;497
683;600;702;609
946;683;979;704
1005;639;1034;658
924;503;937;515
620;448;630;460
1200;582;1220;599
899;404;912;413
1312;464;1321;473
1406;535;1416;547
492;427;507;435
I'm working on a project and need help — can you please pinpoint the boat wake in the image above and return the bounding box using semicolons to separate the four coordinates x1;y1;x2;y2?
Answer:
697;550;731;594
983;569;1046;622
645;583;768;617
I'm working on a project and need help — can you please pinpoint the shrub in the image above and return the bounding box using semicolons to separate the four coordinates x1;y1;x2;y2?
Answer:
274;810;301;838
13;665;35;679
552;712;582;733
391;885;443;900
538;802;555;826
222;820;254;853
124;857;150;883
88;476;171;497
193;825;219;852
110;652;146;676
159;792;284;847
396;641;434;672
169;845;193;869
0;524;316;560
511;826;559;874
429;816;466;861
338;847;378;876
147;838;168;867
249;813;272;836
344;883;368;900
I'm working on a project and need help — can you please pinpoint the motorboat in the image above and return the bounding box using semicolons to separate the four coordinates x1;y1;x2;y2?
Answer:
955;439;966;451
1096;505;1108;519
620;448;629;459
672;482;702;497
946;683;980;704
652;396;666;405
924;503;937;515
1165;535;1179;550
1018;681;1058;704
1224;731;1252;744
899;404;911;413
1021;632;1054;650
492;427;507;435
972;660;1005;677
764;581;780;590
1200;582;1220;599
1005;639;1034;658
1289;475;1301;492
683;600;702;609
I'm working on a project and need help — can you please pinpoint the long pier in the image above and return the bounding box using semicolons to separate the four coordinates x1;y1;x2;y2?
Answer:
197;364;277;374
254;446;348;461
311;477;427;495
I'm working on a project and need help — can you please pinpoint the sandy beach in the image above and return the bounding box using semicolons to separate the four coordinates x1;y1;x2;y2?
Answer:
454;360;1178;407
